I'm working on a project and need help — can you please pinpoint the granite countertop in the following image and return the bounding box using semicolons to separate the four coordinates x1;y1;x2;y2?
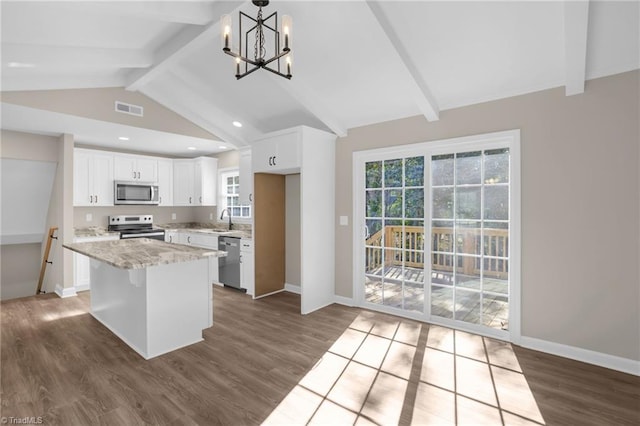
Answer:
63;238;227;270
74;227;120;239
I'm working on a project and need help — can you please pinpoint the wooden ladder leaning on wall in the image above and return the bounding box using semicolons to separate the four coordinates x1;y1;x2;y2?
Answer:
37;226;58;294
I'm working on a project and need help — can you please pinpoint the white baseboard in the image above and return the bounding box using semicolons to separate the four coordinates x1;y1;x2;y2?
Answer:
75;284;90;293
334;295;355;307
519;336;640;376
55;284;77;298
284;283;301;294
254;288;285;299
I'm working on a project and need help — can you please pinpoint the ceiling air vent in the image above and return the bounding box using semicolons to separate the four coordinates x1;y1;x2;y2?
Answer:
115;101;144;117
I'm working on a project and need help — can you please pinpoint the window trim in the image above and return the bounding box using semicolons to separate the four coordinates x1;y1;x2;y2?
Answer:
352;129;521;343
218;167;252;223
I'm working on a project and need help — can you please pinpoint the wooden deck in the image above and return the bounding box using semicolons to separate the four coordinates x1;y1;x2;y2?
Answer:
365;266;509;329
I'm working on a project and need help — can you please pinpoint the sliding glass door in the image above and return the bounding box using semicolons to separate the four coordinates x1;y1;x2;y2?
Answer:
356;131;519;339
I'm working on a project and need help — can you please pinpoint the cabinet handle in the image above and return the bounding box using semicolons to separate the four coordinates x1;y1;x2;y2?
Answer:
268;155;277;166
199;196;202;203
187;236;191;244
133;171;136;179
95;195;98;204
249;193;252;202
240;254;243;264
137;172;141;179
169;236;173;243
159;196;162;204
189;197;192;204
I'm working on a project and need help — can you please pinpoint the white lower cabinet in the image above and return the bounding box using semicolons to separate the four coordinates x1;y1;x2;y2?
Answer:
240;239;254;296
73;234;120;291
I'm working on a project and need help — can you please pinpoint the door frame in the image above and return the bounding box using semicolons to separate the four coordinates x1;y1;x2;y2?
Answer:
352;129;521;343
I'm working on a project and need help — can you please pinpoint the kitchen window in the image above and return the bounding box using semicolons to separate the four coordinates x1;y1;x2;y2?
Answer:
219;169;251;219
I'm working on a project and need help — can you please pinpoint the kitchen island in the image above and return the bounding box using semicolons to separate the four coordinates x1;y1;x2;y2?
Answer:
63;238;227;359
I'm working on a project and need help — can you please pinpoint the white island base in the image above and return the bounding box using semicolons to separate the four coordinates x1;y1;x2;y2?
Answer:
90;257;211;359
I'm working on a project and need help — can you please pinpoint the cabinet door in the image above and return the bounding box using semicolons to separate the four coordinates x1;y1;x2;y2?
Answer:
251;139;278;173
113;155;137;181
173;161;195;206
240;240;254;296
74;253;91;290
157;159;173;206
273;131;300;171
252;131;300;173
74;150;92;206
239;149;253;205
91;152;114;206
137;158;158;182
196;157;217;206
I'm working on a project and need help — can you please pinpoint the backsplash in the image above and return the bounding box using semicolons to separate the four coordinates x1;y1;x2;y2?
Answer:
74;206;214;228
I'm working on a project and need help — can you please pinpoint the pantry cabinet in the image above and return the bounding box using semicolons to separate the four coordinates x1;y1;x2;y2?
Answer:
73;149;114;206
113;154;158;182
252;129;300;173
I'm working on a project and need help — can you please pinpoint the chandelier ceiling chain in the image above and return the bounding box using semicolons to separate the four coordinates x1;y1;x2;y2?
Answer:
221;0;292;80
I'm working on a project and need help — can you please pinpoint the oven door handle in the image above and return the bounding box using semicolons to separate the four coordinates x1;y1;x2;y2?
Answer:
121;232;165;239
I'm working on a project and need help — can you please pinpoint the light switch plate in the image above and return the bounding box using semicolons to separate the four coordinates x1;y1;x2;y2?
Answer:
171;213;176;220
339;215;348;226
85;213;92;222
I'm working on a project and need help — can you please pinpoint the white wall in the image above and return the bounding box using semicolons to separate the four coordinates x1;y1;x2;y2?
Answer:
334;70;640;362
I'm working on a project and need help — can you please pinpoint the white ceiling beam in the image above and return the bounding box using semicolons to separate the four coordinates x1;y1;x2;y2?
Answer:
564;0;590;96
365;1;440;122
3;43;152;68
268;75;348;138
140;72;252;148
125;2;243;92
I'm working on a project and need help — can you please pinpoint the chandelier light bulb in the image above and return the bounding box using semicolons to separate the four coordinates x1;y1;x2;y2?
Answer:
221;15;232;50
282;15;292;51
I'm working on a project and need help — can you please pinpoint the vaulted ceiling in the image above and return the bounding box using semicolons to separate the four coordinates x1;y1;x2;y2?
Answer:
1;1;639;154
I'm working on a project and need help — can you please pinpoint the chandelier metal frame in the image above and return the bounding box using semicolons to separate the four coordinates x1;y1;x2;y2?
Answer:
222;0;292;80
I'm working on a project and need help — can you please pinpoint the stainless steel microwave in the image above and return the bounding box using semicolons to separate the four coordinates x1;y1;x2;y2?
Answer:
114;181;159;205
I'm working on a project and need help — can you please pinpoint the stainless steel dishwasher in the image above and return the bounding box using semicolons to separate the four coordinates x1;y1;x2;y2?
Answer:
218;236;242;290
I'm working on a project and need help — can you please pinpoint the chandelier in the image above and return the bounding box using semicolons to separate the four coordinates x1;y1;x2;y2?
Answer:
221;0;292;80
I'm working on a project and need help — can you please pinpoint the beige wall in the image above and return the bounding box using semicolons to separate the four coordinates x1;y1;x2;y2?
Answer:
335;71;640;361
216;149;240;170
1;87;217;140
0;130;62;298
286;174;301;286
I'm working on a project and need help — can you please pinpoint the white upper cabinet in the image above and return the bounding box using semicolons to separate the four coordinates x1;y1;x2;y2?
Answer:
252;129;301;174
173;160;195;206
238;148;252;205
157;159;173;206
114;154;158;182
74;148;114;206
173;157;218;206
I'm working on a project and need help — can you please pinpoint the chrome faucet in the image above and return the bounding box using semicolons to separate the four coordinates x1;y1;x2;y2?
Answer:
219;208;233;230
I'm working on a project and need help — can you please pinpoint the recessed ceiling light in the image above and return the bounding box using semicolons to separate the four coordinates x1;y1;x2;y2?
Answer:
232;121;242;128
187;146;197;150
8;62;35;68
219;145;227;150
118;136;129;141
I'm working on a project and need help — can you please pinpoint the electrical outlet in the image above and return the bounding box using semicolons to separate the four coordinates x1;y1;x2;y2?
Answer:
209;213;213;220
171;213;176;220
86;213;93;222
339;215;348;226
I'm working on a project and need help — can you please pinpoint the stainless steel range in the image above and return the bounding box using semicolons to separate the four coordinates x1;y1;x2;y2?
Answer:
108;215;165;241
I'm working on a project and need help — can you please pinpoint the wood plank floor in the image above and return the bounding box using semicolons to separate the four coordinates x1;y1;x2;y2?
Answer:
1;286;638;425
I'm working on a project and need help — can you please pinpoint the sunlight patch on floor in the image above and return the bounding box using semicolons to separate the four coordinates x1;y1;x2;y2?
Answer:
262;314;545;425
